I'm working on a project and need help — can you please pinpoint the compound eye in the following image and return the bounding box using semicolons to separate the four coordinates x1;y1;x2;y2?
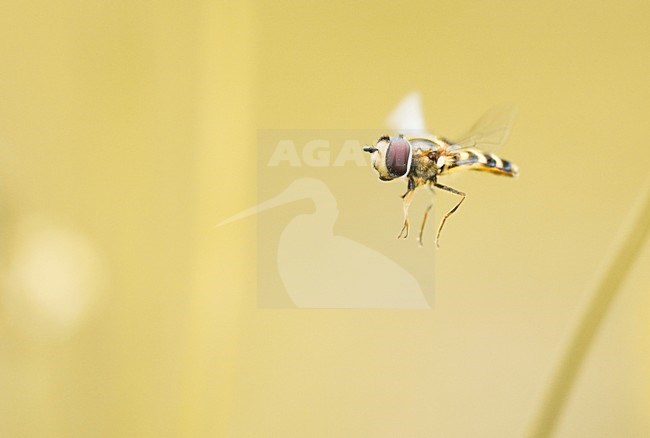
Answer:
385;136;412;177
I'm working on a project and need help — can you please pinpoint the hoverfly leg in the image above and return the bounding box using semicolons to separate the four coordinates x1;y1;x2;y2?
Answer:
433;183;466;248
398;188;414;239
417;183;436;246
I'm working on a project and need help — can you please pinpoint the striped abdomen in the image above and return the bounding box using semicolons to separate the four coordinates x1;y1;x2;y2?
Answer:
445;148;519;177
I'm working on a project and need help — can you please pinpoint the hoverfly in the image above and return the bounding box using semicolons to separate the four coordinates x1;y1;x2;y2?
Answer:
363;105;519;247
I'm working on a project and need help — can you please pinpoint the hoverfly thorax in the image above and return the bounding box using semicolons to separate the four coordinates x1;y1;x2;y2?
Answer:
363;135;413;181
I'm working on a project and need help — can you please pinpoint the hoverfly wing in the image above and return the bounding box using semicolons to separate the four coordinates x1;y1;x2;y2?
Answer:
452;104;517;152
386;91;430;137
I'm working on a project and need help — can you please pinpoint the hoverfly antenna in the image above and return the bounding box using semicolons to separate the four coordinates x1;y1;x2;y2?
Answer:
363;146;378;153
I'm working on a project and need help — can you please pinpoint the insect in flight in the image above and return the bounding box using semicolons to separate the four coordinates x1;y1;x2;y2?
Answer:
363;105;519;247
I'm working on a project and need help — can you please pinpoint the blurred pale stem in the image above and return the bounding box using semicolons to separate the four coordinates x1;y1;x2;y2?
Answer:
528;179;650;438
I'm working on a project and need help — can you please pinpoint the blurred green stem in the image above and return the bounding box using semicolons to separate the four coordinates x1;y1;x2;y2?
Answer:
528;179;650;438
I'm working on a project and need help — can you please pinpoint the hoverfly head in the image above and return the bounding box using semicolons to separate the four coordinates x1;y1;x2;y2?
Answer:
363;135;412;181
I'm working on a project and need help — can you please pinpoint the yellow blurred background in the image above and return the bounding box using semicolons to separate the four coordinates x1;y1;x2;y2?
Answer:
1;1;649;437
